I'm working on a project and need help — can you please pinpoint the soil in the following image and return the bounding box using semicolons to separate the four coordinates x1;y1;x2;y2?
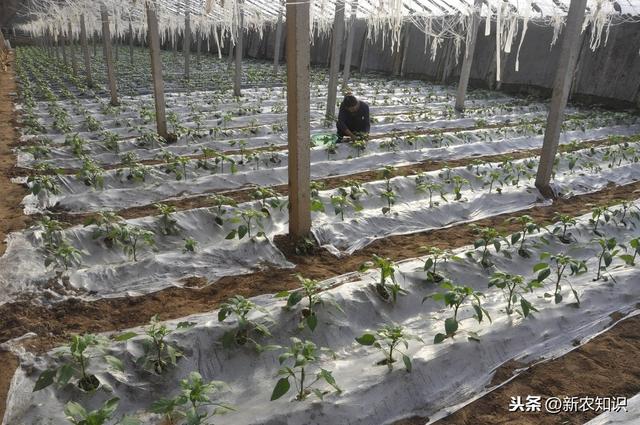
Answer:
0;51;29;256
395;312;640;425
0;350;18;421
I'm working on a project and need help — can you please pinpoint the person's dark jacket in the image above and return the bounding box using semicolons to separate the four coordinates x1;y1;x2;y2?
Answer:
336;101;370;138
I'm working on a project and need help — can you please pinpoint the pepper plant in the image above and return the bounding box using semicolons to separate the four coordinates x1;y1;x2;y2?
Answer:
150;372;233;424
276;274;343;332
425;281;491;343
590;205;612;236
154;203;179;236
620;237;640;266
488;272;537;317
551;213;577;244
355;324;423;372
270;338;340;401
532;253;587;305
359;255;406;303
593;237;622;282
218;295;276;351
380;166;398;215
225;209;268;240
469;225;507;268
115;315;195;374
34;334;122;393
209;194;237;226
421;246;455;283
506;215;543;258
64;397;127;425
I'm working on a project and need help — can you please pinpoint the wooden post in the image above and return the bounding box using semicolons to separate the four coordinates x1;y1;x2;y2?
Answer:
173;29;178;61
400;23;411;77
273;1;284;74
286;0;311;239
360;27;369;74
146;2;168;139
68;21;78;76
233;2;244;97
392;26;405;76
341;0;358;90
114;12;119;63
80;14;93;87
184;9;191;80
196;29;201;65
455;0;482;112
325;0;346;122
100;3;119;106
535;0;588;198
59;28;68;66
129;20;134;66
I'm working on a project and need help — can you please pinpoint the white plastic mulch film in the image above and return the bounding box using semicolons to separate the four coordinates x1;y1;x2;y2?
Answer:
14;0;640;83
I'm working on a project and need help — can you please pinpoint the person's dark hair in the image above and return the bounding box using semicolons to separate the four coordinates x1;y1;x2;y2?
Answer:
342;95;358;108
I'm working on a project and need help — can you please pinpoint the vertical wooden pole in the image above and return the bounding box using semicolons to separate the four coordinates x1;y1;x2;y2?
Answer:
359;27;369;74
147;2;168;139
341;0;358;90
535;0;588;198
184;9;191;80
173;29;178;61
233;2;244;97
80;14;93;87
399;23;411;77
59;28;68;66
273;1;284;74
129;20;134;66
114;11;119;63
68;21;78;76
455;0;482;112
196;29;201;65
286;0;311;239
325;0;345;122
100;3;119;106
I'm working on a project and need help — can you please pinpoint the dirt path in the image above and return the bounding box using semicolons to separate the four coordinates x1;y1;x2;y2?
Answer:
396;312;640;425
0;50;28;423
0;51;28;257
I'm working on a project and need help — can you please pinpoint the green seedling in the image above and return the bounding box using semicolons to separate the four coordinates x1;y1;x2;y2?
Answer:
355;324;423;372
425;281;491;343
506;215;543;258
276;274;343;332
154;203;179;236
488;272;537;317
532;253;587;305
270;338;340;401
359;254;406;303
218;295;276;351
551;213;577;244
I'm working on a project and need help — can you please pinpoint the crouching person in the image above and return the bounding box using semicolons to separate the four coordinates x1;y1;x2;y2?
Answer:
336;94;370;143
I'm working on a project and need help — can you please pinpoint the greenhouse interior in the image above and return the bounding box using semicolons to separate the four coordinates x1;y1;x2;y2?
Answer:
1;0;640;423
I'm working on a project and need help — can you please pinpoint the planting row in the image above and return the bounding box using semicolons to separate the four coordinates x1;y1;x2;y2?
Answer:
4;201;640;424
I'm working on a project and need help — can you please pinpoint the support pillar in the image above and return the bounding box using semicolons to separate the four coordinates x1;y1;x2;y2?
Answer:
233;2;244;97
455;0;482;112
535;0;588;198
68;22;78;76
59;28;68;66
80;14;93;87
273;1;284;75
360;27;369;74
184;9;191;80
341;0;358;90
100;3;119;106
325;0;346;122
146;2;168;139
285;0;311;239
129;21;134;66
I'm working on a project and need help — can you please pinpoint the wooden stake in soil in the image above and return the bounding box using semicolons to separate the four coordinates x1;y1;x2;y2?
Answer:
146;2;168;140
325;0;346;123
234;1;244;97
80;14;93;87
184;8;191;80
455;0;482;112
68;21;78;76
100;3;119;106
341;0;358;91
273;1;284;75
286;0;312;239
535;0;588;198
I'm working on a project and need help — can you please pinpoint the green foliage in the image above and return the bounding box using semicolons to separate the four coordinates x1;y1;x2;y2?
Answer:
218;295;275;351
505;215;543;258
425;281;491;343
360;254;406;303
154;203;179;236
355;324;422;372
34;334;118;393
270;338;340;401
276;274;343;332
150;372;233;424
225;209;268;240
469;225;507;268
64;397;121;425
532;253;587;305
551;213;577;244
488;272;537;317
